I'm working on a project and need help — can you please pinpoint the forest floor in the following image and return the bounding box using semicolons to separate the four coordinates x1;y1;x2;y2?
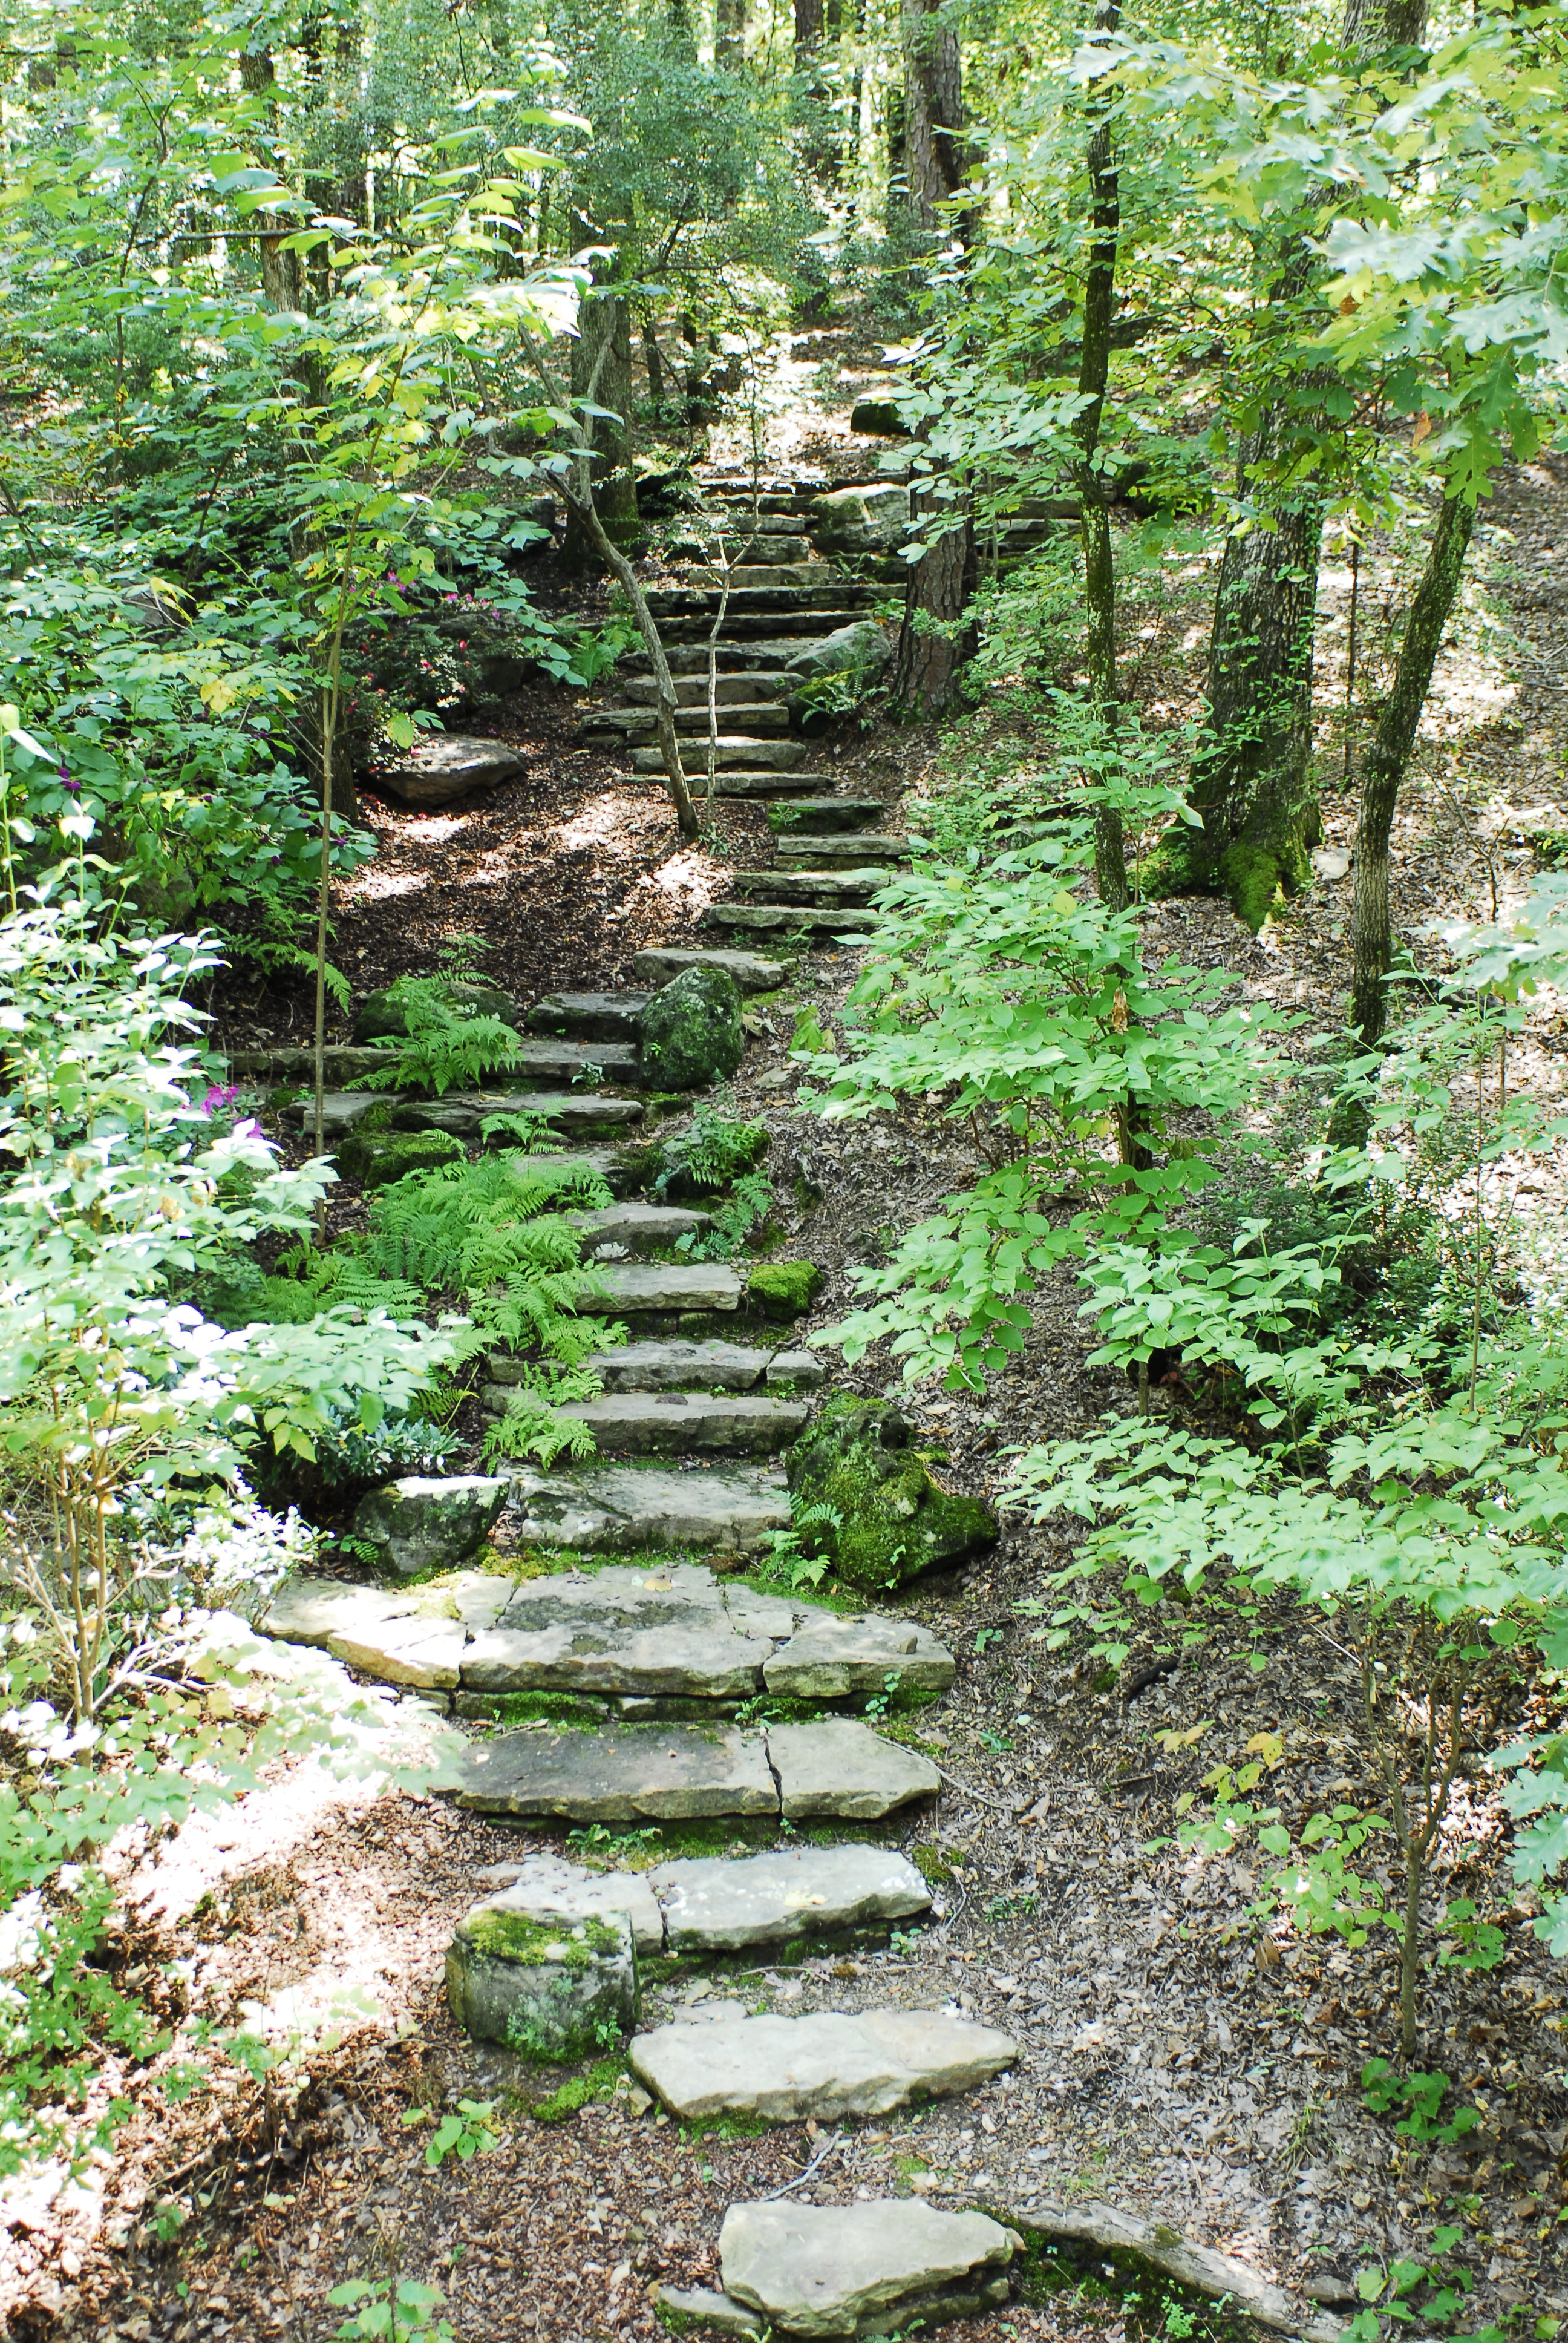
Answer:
33;348;1568;2343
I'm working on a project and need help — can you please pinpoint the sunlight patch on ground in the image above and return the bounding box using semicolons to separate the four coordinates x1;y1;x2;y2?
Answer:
123;1761;384;1928
555;794;661;848
348;868;431;902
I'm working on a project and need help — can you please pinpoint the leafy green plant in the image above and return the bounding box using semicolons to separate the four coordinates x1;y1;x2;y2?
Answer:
676;1171;774;1260
351;977;525;1099
401;2097;498;2168
1359;2064;1480;2148
329;2277;456;2343
651;1101;770;1198
757;1503;843;1593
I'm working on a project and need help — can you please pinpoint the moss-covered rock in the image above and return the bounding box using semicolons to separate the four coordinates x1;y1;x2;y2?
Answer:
338;1126;465;1187
747;1262;824;1321
637;968;745;1092
446;1904;638;2057
1139;819;1316;935
785;1397;999;1592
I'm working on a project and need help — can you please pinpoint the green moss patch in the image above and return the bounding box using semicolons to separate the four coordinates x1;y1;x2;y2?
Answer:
746;1260;824;1320
532;2056;626;2124
462;1910;623;1967
339;1127;465;1187
786;1397;998;1591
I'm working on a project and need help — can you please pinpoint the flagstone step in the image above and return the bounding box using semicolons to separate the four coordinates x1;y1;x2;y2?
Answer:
508;1463;791;1553
543;1391;812;1457
669;536;815;565
487;1147;644;1196
775;834;910;870
280;1090;398;1138
704;902;877;937
655;609;875;644
735;868;884;906
712;2200;1017;2337
390;1090;645;1138
629;946;786;992
512;1337;823;1393
630;737;810;774
586;702;792;739
231;1044;392;1084
567;1202;714;1256
577;1261;746;1313
627;2006;1016;2123
462;1843;930;1960
766;798;885;834
645;583;872;617
622;673;791;707
454;1717;939;1822
526;991;652;1041
626;770;832;798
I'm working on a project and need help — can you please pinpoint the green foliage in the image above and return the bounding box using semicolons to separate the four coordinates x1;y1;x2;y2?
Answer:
757;1504;844;1593
650;1101;771;1198
1360;2064;1479;2148
329;2277;456;2343
402;2097;498;2169
351;977;526;1099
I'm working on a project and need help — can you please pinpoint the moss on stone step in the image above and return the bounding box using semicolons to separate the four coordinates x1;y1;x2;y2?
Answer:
786;1396;998;1592
339;1126;465;1186
746;1260;823;1320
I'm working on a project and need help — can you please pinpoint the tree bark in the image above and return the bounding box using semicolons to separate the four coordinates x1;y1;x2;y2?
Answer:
898;0;970;237
1074;1;1128;914
561;277;641;574
890;504;975;717
1345;489;1475;1046
717;0;747;67
1341;0;1429;47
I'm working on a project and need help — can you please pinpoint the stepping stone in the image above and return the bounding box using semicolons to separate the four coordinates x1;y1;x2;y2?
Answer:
582;1339;776;1394
493;1147;642;1195
654;2287;761;2337
587;703;791;738
393;1090;645;1138
454;1723;779;1823
229;1044;390;1084
720;2200;1015;2338
764;1614;955;1699
765;1350;826;1389
373;735;526;808
705;903;875;937
264;1572;507;1691
648;1844;930;1953
628;2007;1016;2123
629;738;809;774
446;1902;636;2054
767;798;883;834
624;675;789;708
279;1090;395;1137
551;1392;810;1457
767;1720;940;1817
568;1202;713;1256
776;836;910;871
506;1464;791;1553
736;869;884;906
350;1475;509;1578
459;1853;663;1957
485;1038;640;1086
580;1262;745;1314
461;1614;773;1700
630;946;785;995
527;991;650;1040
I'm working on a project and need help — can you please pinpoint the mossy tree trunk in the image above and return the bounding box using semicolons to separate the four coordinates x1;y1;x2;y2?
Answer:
561;264;641;575
890;497;975;717
1074;1;1128;915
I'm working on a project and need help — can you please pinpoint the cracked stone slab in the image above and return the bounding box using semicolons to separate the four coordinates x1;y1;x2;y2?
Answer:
648;1844;930;1953
461;1620;772;1699
766;1721;940;1818
629;947;785;994
569;1202;713;1256
263;1573;508;1689
587;1340;773;1394
580;1263;746;1314
720;2200;1014;2339
628;2007;1016;2124
459;1855;663;1958
764;1614;955;1700
452;1723;779;1822
555;1392;810;1457
506;1466;791;1553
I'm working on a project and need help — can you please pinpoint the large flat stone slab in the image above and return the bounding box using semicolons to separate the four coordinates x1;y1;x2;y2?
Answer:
393;1090;644;1138
528;991;652;1041
569;1203;712;1256
629;2007;1016;2123
629;738;809;773
767;1721;940;1818
736;869;884;906
460;1854;663;1958
766;798;883;835
279;1090;394;1138
506;1465;791;1553
586;1339;774;1393
462;1618;772;1699
453;1724;779;1822
554;1392;810;1456
373;735;526;807
649;1844;930;1953
705;903;876;937
264;1573;507;1689
630;947;786;994
720;2200;1014;2338
580;1263;746;1314
764;1614;955;1699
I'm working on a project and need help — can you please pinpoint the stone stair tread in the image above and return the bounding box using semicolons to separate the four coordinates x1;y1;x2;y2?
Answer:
622;676;790;706
585;704;791;736
481;1147;643;1196
766;798;885;833
454;1718;939;1822
555;1338;819;1393
704;903;877;936
526;991;650;1040
508;1463;791;1553
391;1090;645;1136
735;868;884;903
463;1854;665;1957
775;835;910;868
279;1090;396;1136
232;1044;397;1083
578;1261;746;1312
624;772;834;798
628;2006;1016;2123
629;738;809;773
630;946;785;992
719;2200;1015;2335
548;1391;812;1456
653;2287;760;2338
570;1202;713;1257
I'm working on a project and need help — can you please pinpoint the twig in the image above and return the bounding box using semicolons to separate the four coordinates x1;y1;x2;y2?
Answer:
759;2129;842;2201
932;1758;1024;1815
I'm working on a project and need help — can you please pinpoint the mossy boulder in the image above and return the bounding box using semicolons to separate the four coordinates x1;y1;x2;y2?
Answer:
1139;819;1316;936
338;1126;465;1187
352;978;520;1043
445;1901;638;2056
351;1474;509;1578
637;967;745;1092
786;1397;999;1593
747;1262;824;1321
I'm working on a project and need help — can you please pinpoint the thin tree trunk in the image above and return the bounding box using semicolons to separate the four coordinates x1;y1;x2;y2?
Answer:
898;0;970;237
1345;489;1475;1046
890;500;973;716
717;0;746;66
562;489;698;843
562;276;641;574
1074;1;1128;914
643;316;665;410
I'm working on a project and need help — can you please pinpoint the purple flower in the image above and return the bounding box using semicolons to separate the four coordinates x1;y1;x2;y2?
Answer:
200;1084;240;1117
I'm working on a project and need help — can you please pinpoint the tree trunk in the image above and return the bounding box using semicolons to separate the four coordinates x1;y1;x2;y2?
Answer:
898;0;969;237
1341;0;1429;47
717;0;746;67
1074;2;1128;914
891;505;974;717
643;316;665;410
1345;489;1476;1046
561;279;641;574
563;490;698;843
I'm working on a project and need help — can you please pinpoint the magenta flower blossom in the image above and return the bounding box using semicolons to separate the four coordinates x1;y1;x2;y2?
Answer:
199;1084;240;1117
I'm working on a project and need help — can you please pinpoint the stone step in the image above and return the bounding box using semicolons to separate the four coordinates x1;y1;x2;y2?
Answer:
540;1202;708;1257
622;673;791;707
232;1044;393;1085
628;2006;1015;2123
578;1261;745;1314
584;702;791;739
238;1040;645;1092
704;902;877;937
526;991;650;1041
646;585;875;619
489;1147;644;1197
390;1090;645;1138
549;1391;812;1457
775;833;910;870
569;1337;823;1393
655;608;874;644
668;536;815;565
766;797;885;834
463;1842;930;1959
629;946;785;993
621;770;834;799
630;738;809;774
453;1717;939;1821
710;2201;1017;2337
280;1090;396;1138
508;1464;791;1555
632;641;797;677
498;1037;644;1085
734;868;885;906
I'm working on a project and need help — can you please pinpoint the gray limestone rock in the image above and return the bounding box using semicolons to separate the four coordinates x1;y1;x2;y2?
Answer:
462;1620;771;1699
580;1263;746;1314
506;1465;791;1553
453;1723;779;1822
373;735;526;808
263;1572;506;1688
570;1203;713;1256
655;2286;762;2336
630;738;808;775
783;617;894;678
394;1092;645;1139
648;1844;929;1953
587;1340;772;1394
766;1720;940;1818
446;1902;636;2056
629;947;786;996
350;1476;509;1578
352;980;520;1043
279;1090;393;1138
527;991;651;1041
555;1392;810;1457
628;2007;1016;2124
763;1614;955;1700
720;2200;1013;2339
765;1351;827;1391
459;1854;662;1958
